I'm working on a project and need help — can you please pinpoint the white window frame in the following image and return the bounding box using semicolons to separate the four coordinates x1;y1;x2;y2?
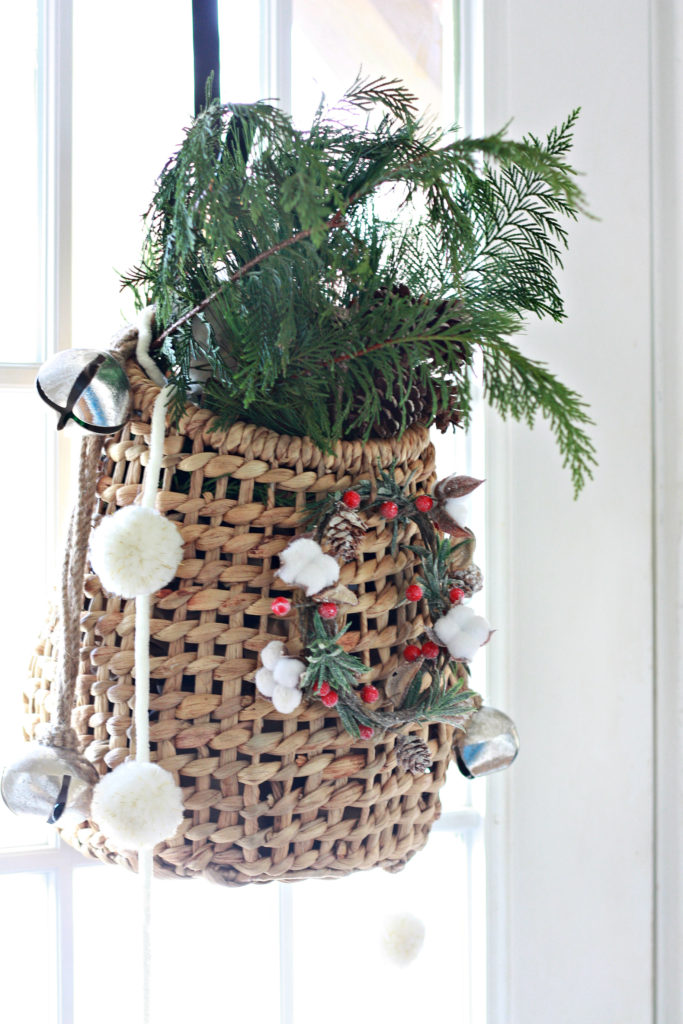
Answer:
0;4;494;1024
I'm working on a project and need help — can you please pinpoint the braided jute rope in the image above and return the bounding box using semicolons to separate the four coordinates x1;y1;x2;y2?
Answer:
38;434;104;752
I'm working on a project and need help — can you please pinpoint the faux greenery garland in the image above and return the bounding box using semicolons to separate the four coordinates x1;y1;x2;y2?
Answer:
123;76;595;495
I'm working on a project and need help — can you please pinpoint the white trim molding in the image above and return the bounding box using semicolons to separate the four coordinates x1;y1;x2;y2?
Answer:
650;2;683;1021
482;1;663;1022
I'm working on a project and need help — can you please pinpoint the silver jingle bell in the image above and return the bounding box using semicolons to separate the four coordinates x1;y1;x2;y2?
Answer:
1;744;99;830
453;705;520;778
36;349;132;434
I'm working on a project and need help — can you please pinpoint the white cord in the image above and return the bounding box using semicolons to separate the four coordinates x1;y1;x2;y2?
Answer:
135;381;170;1023
136;306;167;388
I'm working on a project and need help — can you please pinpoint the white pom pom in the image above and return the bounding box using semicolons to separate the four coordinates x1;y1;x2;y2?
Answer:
255;667;276;697
381;912;426;965
91;761;184;850
278;537;340;596
90;506;184;598
273;657;306;689
272;684;303;715
434;604;491;661
261;640;287;670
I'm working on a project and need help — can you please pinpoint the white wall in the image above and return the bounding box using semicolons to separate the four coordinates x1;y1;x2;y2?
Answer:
481;1;682;1021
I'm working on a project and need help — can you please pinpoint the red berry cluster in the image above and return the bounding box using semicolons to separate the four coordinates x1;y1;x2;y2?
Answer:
415;494;434;512
316;681;339;707
403;640;441;662
405;583;423;602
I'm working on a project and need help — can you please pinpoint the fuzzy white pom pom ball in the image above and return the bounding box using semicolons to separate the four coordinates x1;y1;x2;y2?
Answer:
255;667;276;697
273;657;306;689
272;685;303;714
90;506;184;598
278;537;339;596
261;640;287;670
91;761;184;850
434;604;491;661
381;912;426;965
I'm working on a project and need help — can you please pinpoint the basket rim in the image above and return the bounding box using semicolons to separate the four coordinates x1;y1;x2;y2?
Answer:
125;357;432;469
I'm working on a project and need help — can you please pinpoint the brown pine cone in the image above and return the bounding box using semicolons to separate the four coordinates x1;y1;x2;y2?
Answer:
395;734;432;775
323;503;367;562
452;563;483;599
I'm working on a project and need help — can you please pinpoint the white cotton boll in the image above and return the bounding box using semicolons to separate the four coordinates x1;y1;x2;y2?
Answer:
444;496;470;528
91;761;184;850
272;684;303;715
273;657;306;689
434;603;476;643
255;667;276;697
261;640;287;670
89;506;184;598
278;537;339;596
447;629;485;662
380;912;426;966
434;604;491;661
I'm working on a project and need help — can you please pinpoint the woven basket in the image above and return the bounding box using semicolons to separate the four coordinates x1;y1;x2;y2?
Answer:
25;360;464;885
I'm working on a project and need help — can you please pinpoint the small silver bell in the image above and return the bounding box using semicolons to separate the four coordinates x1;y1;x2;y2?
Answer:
453;706;520;778
1;744;99;830
36;349;132;434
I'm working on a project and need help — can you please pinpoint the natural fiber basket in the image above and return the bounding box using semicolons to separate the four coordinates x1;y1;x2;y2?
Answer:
25;360;463;885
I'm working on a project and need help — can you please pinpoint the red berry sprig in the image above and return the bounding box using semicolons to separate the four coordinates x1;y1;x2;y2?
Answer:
321;689;339;707
342;489;361;509
316;681;331;697
318;602;338;619
405;584;423;602
449;587;465;604
359;725;375;740
403;644;422;663
361;684;380;704
379;500;399;519
421;641;440;660
415;494;434;512
271;597;291;617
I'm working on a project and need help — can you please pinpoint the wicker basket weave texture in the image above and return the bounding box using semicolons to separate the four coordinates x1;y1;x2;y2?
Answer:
26;361;461;885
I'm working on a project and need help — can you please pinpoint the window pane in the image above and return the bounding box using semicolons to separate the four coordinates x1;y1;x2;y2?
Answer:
73;865;280;1023
218;0;263;102
0;1;42;362
0;391;51;849
291;831;475;1023
71;0;193;345
292;0;451;125
0;873;56;1023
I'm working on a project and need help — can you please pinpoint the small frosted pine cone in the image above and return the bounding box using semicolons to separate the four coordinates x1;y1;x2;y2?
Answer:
452;563;483;599
323;503;367;563
395;734;432;775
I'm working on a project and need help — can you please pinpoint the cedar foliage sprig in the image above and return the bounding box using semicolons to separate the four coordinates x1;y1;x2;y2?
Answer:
123;76;594;493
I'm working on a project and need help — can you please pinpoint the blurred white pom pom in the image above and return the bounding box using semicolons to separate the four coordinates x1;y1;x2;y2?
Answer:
90;506;184;598
381;912;426;965
261;640;287;670
272;685;303;715
278;537;339;596
273;657;306;689
91;761;184;850
255;667;276;697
